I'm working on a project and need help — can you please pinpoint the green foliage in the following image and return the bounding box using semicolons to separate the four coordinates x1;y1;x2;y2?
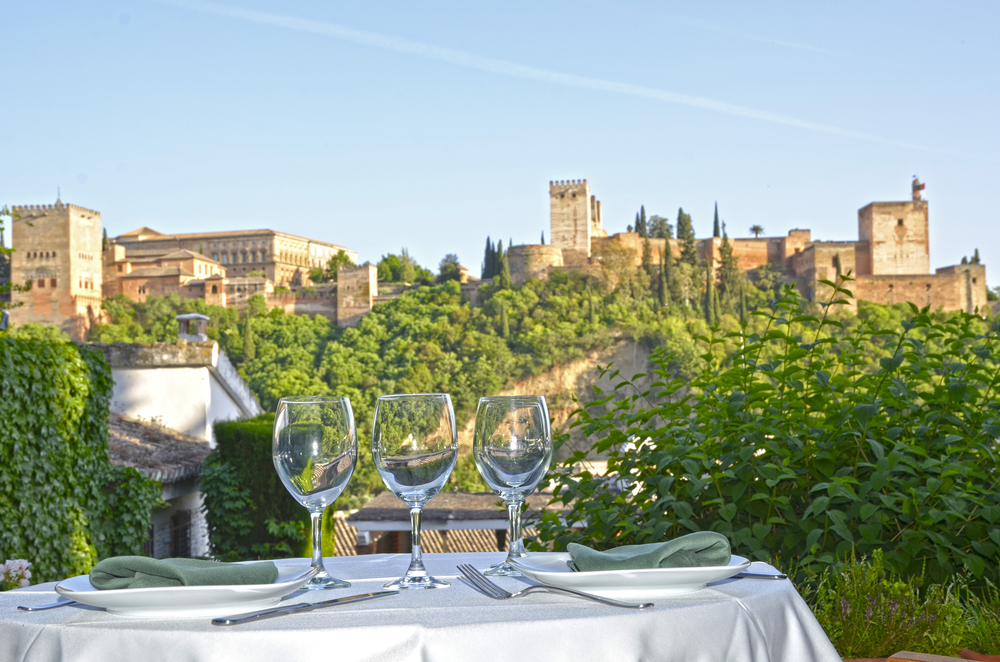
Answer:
308;249;355;283
808;550;966;658
90;293;239;343
538;276;1000;587
377;248;432;284
1;206;31;310
243;317;256;361
0;337;162;582
8;323;71;342
647;215;673;239
713;203;720;237
201;415;319;561
437;253;462;284
750;224;765;238
676;208;698;265
496;242;512;290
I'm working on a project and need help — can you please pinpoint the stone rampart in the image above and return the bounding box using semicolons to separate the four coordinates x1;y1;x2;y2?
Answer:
508;244;564;286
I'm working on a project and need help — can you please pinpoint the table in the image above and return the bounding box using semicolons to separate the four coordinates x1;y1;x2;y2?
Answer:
0;552;840;662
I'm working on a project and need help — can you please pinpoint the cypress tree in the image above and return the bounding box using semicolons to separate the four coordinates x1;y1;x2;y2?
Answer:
704;262;717;326
496;242;512;290
658;248;671;307
677;208;698;266
713;203;720;237
589;293;598;325
641;238;654;278
634;212;640;235
718;230;742;316
541;231;545;245
973;248;981;264
102;228;109;251
639;205;647;238
483;237;495;279
739;281;748;323
243;318;255;361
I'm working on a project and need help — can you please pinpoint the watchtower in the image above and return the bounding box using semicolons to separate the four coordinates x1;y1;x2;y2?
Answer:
9;199;103;340
549;180;606;261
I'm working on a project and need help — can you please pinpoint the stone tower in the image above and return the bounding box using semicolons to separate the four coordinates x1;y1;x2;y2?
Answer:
549;180;606;262
9;199;103;340
856;200;930;276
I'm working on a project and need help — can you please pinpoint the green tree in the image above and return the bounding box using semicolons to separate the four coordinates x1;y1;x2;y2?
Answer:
0;206;31;312
636;206;647;238
500;300;509;338
540;231;545;245
309;250;355;283
243;317;256;361
713;202;720;237
676;208;698;266
496;242;512;290
641;238;654;279
437;253;462;283
972;248;981;264
749;224;764;238
658;248;672;308
648;215;673;239
481;237;495;280
703;262;718;326
718;229;744;315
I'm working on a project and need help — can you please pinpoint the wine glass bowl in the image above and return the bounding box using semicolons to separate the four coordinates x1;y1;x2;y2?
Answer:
372;393;458;589
273;396;357;590
473;395;553;577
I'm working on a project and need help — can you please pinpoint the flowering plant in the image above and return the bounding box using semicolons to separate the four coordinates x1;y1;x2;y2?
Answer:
1;559;32;590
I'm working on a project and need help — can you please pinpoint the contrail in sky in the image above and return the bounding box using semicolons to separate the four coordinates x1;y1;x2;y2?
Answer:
161;0;946;154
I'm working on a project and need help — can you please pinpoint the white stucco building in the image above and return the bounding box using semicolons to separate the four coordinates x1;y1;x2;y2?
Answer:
96;326;262;558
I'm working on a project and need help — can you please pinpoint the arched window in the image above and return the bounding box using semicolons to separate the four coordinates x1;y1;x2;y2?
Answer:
50;278;57;287
211;285;218;294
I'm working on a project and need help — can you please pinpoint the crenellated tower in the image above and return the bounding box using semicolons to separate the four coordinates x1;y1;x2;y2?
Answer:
549;180;606;261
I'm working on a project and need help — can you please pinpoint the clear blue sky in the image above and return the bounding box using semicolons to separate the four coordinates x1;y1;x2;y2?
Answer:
3;1;998;285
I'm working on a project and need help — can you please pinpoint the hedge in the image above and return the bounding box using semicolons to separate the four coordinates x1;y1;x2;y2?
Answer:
0;337;162;583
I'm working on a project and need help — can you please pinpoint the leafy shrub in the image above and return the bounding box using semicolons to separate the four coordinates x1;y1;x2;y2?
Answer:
0;337;162;582
202;415;321;560
809;549;965;657
537;277;1000;585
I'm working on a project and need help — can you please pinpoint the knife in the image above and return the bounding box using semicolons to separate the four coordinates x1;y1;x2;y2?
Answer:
211;590;397;626
733;570;787;580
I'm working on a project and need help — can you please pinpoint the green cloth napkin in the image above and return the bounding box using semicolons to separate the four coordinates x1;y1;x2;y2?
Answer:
567;531;732;572
89;557;279;590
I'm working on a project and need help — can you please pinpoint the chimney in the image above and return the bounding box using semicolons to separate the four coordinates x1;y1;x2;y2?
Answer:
175;313;210;342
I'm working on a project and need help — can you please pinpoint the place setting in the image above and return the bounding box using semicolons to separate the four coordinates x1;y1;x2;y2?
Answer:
15;391;781;624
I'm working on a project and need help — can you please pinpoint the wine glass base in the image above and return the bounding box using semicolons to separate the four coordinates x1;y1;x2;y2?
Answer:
303;575;352;590
484;561;523;577
383;575;450;590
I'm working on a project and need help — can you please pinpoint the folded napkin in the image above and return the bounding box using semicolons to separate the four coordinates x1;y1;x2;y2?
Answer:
89;557;279;590
567;531;731;572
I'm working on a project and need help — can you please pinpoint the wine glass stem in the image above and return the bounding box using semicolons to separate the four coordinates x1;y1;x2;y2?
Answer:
408;506;426;573
310;511;326;572
505;500;526;562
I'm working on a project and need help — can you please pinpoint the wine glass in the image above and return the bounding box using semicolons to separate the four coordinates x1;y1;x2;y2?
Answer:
372;393;457;590
273;396;357;590
473;395;553;576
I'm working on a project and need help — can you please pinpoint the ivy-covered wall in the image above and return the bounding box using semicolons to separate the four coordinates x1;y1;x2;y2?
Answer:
0;337;163;583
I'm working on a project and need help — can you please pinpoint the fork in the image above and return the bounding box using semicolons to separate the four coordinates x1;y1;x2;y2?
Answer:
457;564;652;609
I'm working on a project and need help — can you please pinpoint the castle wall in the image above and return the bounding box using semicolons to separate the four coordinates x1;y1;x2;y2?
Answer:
508;244;564;286
550;180;595;260
337;264;377;328
935;263;988;313
858;201;930;275
729;238;775;271
10;202;103;340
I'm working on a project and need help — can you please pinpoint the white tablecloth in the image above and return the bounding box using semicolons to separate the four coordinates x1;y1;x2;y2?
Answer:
0;552;840;662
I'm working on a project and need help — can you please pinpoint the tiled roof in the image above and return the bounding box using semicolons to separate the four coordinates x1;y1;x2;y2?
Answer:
332;511;522;556
106;414;210;484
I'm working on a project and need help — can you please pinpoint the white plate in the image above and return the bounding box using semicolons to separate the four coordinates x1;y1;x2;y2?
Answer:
509;553;750;598
55;560;319;618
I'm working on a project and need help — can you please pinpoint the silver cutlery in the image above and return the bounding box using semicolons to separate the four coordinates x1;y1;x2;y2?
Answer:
211;590;397;625
457;563;652;609
17;599;76;611
733;570;787;580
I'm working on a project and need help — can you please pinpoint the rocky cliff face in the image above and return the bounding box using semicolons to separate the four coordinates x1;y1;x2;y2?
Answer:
457;340;657;460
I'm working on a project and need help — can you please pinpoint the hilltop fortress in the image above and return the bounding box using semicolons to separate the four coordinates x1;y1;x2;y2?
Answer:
508;179;987;313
